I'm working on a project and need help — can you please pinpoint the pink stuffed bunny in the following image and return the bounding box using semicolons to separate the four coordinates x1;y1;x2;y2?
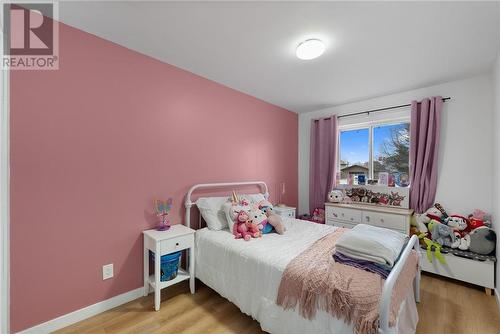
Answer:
233;211;253;241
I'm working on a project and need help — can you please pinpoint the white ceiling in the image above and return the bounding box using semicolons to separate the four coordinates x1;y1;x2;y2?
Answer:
57;1;500;113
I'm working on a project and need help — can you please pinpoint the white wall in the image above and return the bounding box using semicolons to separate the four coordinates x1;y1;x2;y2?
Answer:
299;75;494;216
492;55;500;296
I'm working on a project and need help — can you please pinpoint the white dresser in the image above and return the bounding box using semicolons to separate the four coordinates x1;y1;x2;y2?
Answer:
325;202;413;235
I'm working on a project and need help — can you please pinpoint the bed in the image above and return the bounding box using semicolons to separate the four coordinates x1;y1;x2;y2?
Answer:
184;181;421;334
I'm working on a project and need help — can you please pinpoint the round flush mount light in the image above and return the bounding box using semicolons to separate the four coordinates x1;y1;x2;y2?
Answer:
296;39;325;60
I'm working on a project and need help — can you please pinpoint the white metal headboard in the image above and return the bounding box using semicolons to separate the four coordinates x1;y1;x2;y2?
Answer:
184;181;269;228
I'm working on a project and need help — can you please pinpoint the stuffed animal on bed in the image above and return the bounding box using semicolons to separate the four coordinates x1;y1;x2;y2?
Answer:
247;208;266;235
242;208;263;239
258;200;286;234
233;211;254;241
245;221;262;238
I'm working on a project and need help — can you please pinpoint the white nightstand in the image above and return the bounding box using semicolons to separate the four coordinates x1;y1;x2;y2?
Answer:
273;206;296;218
143;225;195;311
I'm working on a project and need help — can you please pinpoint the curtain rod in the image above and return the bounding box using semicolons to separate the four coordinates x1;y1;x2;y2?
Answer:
314;97;451;121
336;97;451;119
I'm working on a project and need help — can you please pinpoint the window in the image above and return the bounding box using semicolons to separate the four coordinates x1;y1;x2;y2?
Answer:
339;121;410;187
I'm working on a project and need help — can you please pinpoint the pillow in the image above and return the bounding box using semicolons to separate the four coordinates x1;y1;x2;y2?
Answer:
241;193;267;205
196;196;230;230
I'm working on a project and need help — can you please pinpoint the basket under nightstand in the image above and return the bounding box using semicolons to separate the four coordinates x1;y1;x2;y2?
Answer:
143;225;195;311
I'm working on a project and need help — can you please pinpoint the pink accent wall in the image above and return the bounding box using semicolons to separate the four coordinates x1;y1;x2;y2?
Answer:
10;22;298;332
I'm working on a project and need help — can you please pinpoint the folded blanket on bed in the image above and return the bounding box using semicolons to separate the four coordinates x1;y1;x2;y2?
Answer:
335;223;408;268
276;228;418;334
333;251;390;279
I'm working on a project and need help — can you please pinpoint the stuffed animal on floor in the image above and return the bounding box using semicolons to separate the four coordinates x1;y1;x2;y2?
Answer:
311;208;325;224
233;210;254;241
258;200;286;234
428;220;456;247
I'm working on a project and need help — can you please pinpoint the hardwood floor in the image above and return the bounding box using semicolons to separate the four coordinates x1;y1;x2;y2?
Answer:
56;274;499;334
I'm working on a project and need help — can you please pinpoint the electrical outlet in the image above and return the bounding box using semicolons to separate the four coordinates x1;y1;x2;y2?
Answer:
102;263;113;280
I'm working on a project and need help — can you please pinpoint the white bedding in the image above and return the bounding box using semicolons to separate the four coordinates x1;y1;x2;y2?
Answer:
195;218;418;334
336;223;408;267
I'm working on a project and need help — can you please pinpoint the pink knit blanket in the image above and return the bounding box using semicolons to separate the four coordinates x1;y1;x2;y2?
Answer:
276;228;419;334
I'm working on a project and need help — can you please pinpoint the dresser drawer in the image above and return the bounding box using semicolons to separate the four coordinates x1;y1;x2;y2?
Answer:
278;209;295;218
326;206;361;223
274;207;296;218
161;234;194;254
362;211;406;232
327;219;356;229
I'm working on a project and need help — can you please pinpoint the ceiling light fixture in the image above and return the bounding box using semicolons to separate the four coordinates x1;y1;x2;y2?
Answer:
296;39;325;60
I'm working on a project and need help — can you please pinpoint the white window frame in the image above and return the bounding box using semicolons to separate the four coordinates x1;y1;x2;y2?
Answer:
338;116;410;182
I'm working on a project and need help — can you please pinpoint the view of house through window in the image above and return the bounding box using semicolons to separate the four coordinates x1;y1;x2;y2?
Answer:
339;122;410;187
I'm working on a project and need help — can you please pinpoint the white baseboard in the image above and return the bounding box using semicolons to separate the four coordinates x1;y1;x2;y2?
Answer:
17;287;145;334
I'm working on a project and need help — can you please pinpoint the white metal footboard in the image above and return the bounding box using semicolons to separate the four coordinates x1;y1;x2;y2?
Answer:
378;234;420;334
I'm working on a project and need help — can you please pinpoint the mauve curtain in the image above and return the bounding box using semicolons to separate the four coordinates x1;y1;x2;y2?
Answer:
309;116;338;213
409;96;443;214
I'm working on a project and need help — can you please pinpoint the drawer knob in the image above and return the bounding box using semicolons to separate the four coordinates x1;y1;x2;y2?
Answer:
176;242;179;246
350;218;353;221
380;218;384;223
333;213;338;218
365;216;370;222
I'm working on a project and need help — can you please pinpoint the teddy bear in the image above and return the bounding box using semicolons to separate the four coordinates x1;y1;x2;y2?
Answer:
233;210;253;241
428;220;456;247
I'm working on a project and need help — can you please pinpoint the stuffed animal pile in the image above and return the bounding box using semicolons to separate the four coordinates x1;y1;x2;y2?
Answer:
411;203;496;255
228;192;286;241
